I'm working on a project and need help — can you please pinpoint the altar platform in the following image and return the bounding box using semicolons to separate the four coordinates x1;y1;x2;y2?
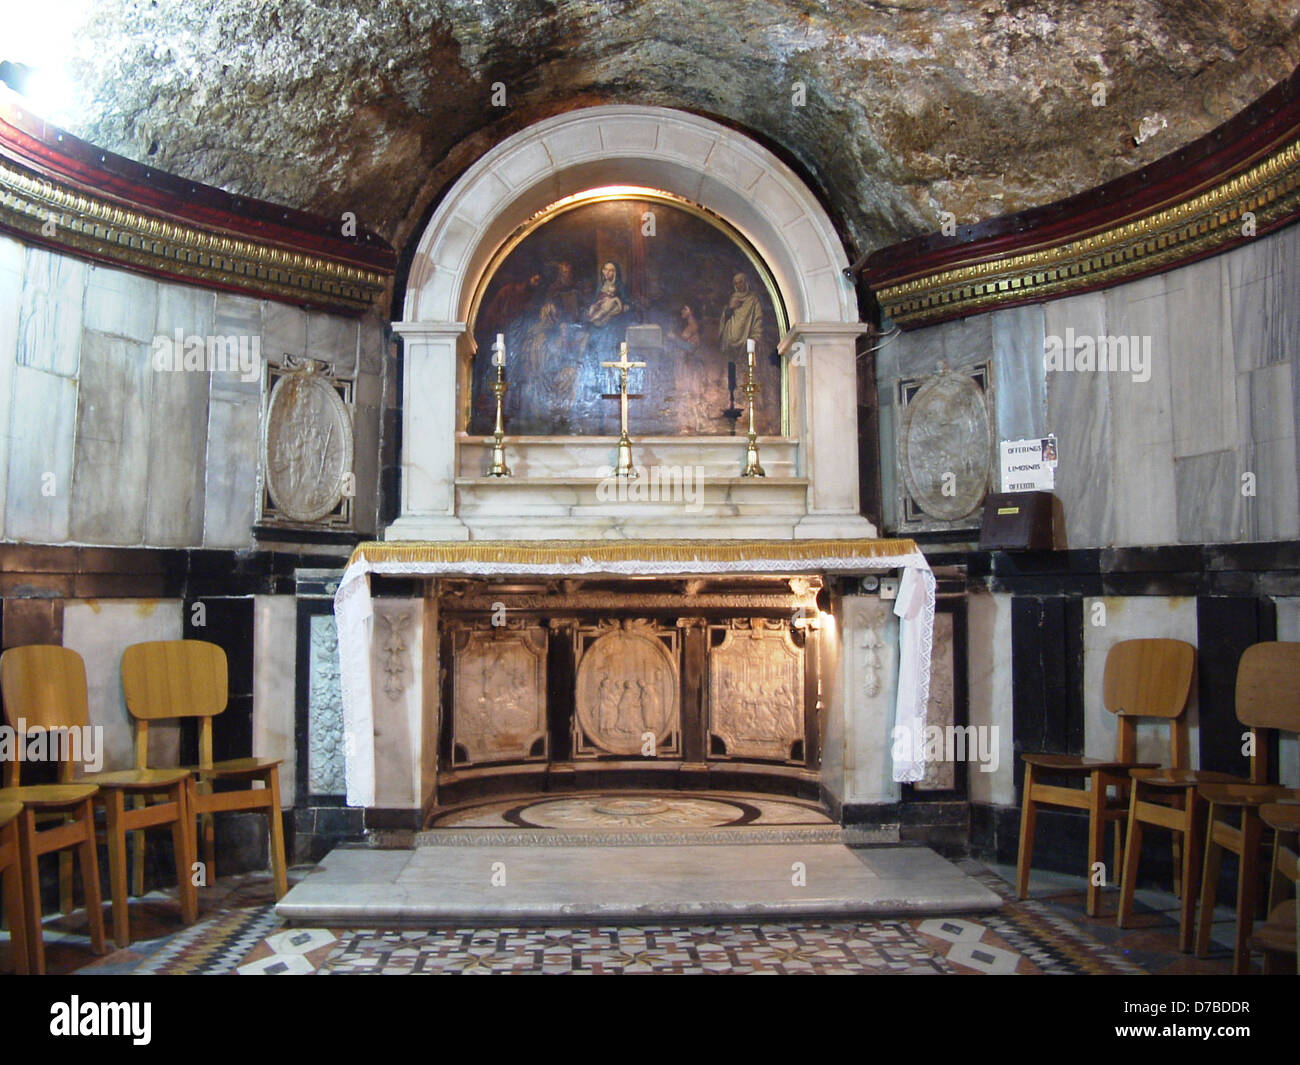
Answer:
275;792;1000;926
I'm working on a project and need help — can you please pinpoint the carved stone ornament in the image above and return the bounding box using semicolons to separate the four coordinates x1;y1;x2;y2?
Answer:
709;626;804;762
377;611;412;701
897;363;993;525
575;627;679;755
263;357;354;522
453;629;548;764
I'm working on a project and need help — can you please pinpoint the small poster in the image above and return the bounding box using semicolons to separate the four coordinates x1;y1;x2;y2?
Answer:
1000;435;1057;492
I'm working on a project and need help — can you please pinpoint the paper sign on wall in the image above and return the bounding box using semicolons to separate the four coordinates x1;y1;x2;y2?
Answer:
1000;435;1057;492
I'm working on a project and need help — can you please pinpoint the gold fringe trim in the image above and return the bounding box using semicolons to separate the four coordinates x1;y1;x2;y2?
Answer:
348;538;919;570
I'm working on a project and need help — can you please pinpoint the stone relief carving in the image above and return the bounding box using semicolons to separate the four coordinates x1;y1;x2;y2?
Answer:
377;610;412;701
896;362;994;531
915;612;956;791
308;613;346;795
861;619;884;698
261;356;355;525
708;624;804;762
453;628;548;764
574;623;679;756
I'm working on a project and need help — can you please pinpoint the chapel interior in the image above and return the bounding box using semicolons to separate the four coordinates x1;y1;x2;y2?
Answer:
1;0;1299;977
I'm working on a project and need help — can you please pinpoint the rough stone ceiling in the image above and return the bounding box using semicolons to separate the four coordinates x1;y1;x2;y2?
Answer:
31;0;1300;258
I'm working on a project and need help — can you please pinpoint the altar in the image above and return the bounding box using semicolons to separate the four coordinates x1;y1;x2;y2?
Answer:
333;107;938;826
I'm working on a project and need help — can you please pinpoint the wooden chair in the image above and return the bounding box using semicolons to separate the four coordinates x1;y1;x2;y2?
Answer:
0;647;111;972
0;799;30;974
1115;646;1242;951
1249;801;1299;974
121;640;288;899
1195;642;1300;973
1018;638;1196;917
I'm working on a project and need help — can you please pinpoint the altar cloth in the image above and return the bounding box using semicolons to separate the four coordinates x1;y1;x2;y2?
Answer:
334;538;935;805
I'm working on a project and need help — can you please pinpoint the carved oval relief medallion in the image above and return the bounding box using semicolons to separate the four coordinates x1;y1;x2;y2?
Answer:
899;369;992;521
264;367;354;522
575;629;679;755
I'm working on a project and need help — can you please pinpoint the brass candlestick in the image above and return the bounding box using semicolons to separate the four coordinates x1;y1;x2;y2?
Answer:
741;346;765;477
488;338;510;478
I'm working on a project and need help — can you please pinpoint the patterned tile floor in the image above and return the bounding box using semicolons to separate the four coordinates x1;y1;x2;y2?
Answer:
1;856;1256;975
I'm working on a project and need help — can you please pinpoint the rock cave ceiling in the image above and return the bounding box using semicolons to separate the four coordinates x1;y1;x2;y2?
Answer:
27;0;1300;260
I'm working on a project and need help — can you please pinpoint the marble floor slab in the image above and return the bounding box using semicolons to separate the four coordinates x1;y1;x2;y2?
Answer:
275;843;1002;925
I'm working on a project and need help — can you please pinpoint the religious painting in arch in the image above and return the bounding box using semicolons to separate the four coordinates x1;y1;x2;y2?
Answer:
467;192;788;437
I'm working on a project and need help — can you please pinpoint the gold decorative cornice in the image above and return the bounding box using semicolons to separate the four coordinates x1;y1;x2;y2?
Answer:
0;158;390;312
872;136;1300;328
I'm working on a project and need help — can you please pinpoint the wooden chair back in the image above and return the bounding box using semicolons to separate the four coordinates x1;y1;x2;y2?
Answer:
0;645;91;786
1102;638;1196;767
120;641;228;770
1235;642;1300;784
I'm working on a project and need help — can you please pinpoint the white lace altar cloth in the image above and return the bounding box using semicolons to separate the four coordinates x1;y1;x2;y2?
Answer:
333;540;935;805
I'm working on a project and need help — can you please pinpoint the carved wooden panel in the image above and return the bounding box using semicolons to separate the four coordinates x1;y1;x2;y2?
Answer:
574;621;679;756
452;628;548;765
708;621;804;762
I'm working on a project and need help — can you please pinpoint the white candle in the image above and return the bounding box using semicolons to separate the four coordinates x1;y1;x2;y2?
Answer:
493;334;504;367
747;338;755;367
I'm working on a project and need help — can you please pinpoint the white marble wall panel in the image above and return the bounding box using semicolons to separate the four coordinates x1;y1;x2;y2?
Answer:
369;599;424;809
69;334;153;544
991;303;1046;442
838;594;901;805
5;367;77;542
253;596;298;807
1225;225;1299;370
212;295;264;400
202;394;260;547
1044;291;1115;548
1273;598;1300;789
1175;449;1245;543
306;310;359;376
966;590;1015;806
1082;597;1199;768
83;265;158;344
0;236;24;536
261;301;308;366
145;288;213;546
1168;255;1236;459
62;600;182;774
1106;276;1178;545
16;247;84;378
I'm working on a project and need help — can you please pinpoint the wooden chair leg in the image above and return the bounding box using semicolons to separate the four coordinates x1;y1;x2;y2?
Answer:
1;822;29;975
266;768;288;900
102;790;131;949
200;811;216;883
1016;764;1037;900
1085;773;1107;917
170;783;197;925
76;798;106;957
1117;787;1143;929
1196;804;1224;958
1178;793;1205;954
17;808;45;974
131;793;146;898
1232;810;1263;974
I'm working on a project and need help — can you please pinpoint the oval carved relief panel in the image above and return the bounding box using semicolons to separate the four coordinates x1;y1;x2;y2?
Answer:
575;627;679;756
898;365;993;525
263;362;354;523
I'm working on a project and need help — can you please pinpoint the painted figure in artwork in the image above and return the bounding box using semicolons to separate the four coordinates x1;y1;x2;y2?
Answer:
718;272;763;364
586;261;629;327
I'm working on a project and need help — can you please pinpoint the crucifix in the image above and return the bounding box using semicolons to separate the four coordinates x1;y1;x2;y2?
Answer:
602;342;646;478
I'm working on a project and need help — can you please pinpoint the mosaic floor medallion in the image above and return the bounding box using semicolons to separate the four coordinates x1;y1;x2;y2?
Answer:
512;795;757;828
